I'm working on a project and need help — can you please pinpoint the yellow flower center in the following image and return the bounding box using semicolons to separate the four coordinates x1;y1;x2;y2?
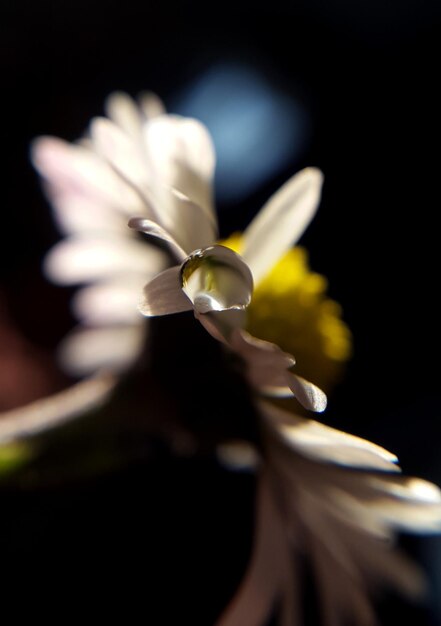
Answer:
222;234;352;393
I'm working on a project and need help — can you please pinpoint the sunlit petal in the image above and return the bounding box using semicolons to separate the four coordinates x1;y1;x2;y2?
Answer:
242;167;323;285
286;372;328;413
261;402;400;471
144;114;216;220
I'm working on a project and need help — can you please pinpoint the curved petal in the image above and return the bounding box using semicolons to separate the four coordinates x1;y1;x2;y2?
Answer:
181;245;253;315
229;329;295;389
242;167;324;285
131;186;217;256
128;216;189;261
261;401;400;471
139;266;193;316
286;372;328;413
0;373;117;444
227;330;327;413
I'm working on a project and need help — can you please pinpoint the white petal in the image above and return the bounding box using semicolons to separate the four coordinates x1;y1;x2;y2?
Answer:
104;91;144;139
44;236;166;285
242;167;324;285
72;278;147;324
163;191;217;254
367;476;441;504
138;91;166;119
287;372;328;413
216;440;260;472
32;137;146;216
139;266;193;316
59;325;146;376
128;216;188;261
261;401;400;471
0;373;116;444
230;330;295;368
144;115;216;220
46;193;129;236
228;329;296;389
334;523;426;597
90;117;154;204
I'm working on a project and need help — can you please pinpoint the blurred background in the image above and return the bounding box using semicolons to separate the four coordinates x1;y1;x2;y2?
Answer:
1;1;440;624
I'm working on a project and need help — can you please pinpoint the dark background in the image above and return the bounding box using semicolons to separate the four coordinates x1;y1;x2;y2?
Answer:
1;1;440;624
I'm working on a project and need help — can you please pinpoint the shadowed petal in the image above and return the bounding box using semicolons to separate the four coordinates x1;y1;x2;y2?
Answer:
242;167;324;285
194;309;246;344
229;329;295;389
215;472;286;626
128;216;189;261
140;266;193;316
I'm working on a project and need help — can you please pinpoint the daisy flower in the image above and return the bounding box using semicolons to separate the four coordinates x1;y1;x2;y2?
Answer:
1;92;440;626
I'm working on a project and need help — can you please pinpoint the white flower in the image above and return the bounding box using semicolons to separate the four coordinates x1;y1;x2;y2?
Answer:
1;91;440;626
34;89;327;413
129;161;327;412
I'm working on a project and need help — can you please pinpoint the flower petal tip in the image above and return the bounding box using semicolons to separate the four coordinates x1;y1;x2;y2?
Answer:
288;373;328;413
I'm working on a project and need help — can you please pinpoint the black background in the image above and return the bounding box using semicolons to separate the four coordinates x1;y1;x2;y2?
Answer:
1;1;441;624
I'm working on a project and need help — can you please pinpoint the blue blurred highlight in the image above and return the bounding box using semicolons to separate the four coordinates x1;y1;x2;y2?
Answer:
171;62;310;204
